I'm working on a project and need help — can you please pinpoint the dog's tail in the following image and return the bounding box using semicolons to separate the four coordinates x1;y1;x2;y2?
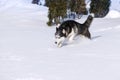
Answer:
82;13;94;39
84;13;94;28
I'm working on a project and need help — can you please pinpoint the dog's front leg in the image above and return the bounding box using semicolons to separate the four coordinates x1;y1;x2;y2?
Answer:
67;28;76;42
57;42;62;48
68;34;76;42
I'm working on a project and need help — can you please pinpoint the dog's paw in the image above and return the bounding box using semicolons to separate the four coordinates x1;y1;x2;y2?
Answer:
57;43;62;48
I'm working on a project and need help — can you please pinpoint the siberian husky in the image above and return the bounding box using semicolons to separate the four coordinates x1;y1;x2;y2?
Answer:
55;14;94;47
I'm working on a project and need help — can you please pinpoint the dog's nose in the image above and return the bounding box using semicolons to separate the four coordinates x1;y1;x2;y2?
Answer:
55;42;57;44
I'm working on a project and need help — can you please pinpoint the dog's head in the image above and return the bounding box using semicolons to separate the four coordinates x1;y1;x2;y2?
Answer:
55;24;66;47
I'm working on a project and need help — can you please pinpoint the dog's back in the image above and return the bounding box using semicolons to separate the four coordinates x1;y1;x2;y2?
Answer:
58;20;79;36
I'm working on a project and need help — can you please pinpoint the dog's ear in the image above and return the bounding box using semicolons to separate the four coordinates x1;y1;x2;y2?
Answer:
62;29;66;34
90;13;95;17
56;24;60;28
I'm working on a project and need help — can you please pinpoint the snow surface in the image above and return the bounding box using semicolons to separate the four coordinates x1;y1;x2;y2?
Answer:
110;0;120;11
105;10;120;18
0;0;120;80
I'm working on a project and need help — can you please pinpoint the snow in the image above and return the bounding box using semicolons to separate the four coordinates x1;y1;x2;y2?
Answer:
105;10;120;18
110;0;120;11
0;0;120;80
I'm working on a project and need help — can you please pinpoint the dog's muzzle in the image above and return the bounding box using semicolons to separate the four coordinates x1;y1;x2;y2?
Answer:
55;42;57;44
55;37;65;47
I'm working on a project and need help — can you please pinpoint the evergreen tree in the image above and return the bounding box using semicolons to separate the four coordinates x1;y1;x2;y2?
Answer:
90;0;111;18
47;0;88;26
47;0;56;26
47;0;67;26
45;0;50;7
75;0;88;18
68;0;87;18
69;0;76;12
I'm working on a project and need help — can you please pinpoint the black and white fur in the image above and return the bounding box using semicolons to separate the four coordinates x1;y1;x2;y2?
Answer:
55;14;94;47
